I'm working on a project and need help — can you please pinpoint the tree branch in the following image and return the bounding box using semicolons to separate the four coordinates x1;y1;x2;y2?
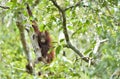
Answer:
50;0;63;12
93;37;108;55
64;0;81;11
50;0;95;65
105;6;112;15
64;0;88;11
0;5;10;9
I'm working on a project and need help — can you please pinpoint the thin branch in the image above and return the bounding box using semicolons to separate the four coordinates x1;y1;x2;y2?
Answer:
50;0;95;65
0;5;10;9
64;0;81;11
64;0;88;11
105;6;112;15
50;0;70;42
93;37;108;54
100;38;109;43
50;0;63;12
61;11;70;42
68;42;95;65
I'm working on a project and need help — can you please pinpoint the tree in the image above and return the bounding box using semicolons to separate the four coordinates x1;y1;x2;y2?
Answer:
0;0;119;79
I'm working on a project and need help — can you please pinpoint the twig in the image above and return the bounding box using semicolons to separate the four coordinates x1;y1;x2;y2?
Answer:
105;6;111;15
64;0;81;11
100;39;109;43
64;0;88;11
0;5;10;9
93;37;108;54
50;0;95;65
13;67;26;71
50;0;69;42
50;0;63;12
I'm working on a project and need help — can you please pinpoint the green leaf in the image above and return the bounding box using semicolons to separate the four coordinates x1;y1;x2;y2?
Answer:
84;48;92;55
60;39;64;43
55;45;62;55
68;26;73;30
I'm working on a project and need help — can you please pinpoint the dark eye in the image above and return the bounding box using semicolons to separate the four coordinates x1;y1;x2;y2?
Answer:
38;57;42;61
